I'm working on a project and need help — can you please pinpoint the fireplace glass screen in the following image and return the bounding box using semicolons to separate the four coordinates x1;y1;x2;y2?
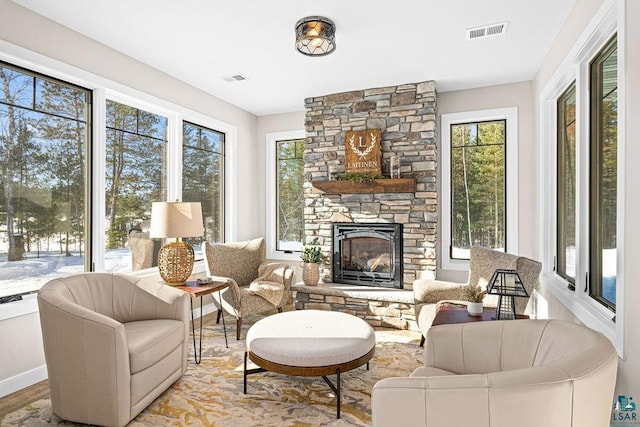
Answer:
332;223;403;288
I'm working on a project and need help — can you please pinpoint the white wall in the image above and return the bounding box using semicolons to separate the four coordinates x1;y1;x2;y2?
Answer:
532;0;640;405
436;81;535;282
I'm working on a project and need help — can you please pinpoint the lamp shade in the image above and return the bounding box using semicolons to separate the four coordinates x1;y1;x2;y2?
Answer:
295;16;336;56
149;202;203;239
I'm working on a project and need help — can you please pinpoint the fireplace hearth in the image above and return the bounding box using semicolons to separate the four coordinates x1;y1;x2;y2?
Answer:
332;223;403;289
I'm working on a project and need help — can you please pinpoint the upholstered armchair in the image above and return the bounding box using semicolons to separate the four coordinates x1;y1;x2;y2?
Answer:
413;246;542;345
203;237;294;340
37;273;189;427
372;319;618;427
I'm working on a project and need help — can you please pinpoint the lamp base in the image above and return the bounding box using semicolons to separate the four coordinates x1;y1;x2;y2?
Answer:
158;241;194;285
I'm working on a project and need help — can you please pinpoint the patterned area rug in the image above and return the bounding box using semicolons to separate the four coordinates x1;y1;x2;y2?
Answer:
1;315;422;426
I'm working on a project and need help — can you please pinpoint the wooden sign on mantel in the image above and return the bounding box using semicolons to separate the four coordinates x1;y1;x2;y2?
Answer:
344;129;381;175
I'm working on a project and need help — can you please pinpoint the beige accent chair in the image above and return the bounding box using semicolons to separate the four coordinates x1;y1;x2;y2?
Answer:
413;246;542;345
372;319;618;427
203;237;294;340
37;273;189;427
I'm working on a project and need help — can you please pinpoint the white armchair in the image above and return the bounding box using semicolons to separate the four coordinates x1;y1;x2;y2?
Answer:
37;273;189;427
372;319;618;427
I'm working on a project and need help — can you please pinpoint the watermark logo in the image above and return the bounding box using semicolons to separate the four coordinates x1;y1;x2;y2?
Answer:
612;395;638;424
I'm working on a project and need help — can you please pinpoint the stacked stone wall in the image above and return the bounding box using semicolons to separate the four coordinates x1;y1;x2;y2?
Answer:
303;81;438;288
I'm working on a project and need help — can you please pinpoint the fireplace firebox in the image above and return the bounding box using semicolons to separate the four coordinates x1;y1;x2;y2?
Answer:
332;223;403;289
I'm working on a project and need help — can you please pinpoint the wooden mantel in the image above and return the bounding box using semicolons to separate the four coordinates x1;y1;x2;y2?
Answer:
311;177;415;194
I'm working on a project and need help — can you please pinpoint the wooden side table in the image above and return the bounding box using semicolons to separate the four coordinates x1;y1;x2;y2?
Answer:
433;302;530;326
175;279;229;364
419;302;530;346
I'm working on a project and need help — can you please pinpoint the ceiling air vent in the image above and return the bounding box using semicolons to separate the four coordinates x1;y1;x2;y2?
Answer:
222;73;248;83
466;22;508;40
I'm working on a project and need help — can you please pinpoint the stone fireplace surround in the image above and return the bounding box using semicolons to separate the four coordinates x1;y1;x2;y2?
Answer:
294;80;438;330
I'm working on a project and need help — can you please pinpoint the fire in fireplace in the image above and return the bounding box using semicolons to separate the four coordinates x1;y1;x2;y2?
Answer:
332;223;403;289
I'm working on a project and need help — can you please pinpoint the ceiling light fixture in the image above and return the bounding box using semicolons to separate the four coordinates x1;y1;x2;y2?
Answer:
295;16;336;56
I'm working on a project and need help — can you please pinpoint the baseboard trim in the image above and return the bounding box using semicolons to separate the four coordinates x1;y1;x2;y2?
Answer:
0;365;47;398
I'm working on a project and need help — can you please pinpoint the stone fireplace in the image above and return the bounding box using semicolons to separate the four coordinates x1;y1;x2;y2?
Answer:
303;80;438;290
332;223;403;288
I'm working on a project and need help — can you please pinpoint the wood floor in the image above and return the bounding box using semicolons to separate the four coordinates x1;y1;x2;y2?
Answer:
0;379;49;417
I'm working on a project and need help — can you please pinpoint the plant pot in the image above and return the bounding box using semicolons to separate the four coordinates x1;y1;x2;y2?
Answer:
302;262;320;286
467;301;483;316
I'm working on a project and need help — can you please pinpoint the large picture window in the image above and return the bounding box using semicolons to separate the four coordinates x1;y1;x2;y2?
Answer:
183;121;225;246
276;138;305;252
450;120;506;259
441;108;518;270
541;9;620;351
556;83;577;284
0;62;90;297
105;100;167;273
265;130;305;260
589;35;617;310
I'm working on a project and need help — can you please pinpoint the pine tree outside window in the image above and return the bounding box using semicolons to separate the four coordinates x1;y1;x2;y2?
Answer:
104;100;167;272
276;139;304;252
450;120;506;259
182;121;224;247
0;62;90;297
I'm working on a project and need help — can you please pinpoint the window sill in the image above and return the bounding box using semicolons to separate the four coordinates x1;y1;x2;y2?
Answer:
0;261;208;322
0;293;39;322
538;273;620;356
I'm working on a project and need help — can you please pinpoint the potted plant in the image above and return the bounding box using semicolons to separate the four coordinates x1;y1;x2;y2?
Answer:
463;283;486;316
300;238;324;286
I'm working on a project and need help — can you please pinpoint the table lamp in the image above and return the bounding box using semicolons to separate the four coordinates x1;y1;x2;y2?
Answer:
486;268;529;320
150;201;203;285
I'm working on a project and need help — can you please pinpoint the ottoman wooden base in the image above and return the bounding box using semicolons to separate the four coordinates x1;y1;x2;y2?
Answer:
243;310;376;419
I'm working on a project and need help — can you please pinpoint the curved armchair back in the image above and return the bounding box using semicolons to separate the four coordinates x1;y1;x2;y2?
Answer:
40;272;188;324
374;319;618;427
426;319;615;375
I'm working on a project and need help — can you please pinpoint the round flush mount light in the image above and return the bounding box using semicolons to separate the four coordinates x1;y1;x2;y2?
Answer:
295;16;336;56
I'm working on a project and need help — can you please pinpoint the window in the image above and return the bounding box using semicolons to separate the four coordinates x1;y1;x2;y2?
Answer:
266;130;305;260
556;83;577;284
441;108;518;270
589;35;617;310
450;120;506;259
182;121;225;246
104;100;167;272
276;138;305;252
0;53;236;298
0;62;91;296
540;0;621;352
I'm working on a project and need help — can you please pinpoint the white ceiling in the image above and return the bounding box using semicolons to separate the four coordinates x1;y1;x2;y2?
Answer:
12;0;576;116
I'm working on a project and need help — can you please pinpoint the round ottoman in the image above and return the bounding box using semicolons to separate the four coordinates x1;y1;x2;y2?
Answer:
243;309;376;418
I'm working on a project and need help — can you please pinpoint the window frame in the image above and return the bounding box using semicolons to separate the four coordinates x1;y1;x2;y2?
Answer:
538;0;623;355
182;120;226;245
588;35;618;311
556;82;577;285
441;107;519;271
266;129;305;261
